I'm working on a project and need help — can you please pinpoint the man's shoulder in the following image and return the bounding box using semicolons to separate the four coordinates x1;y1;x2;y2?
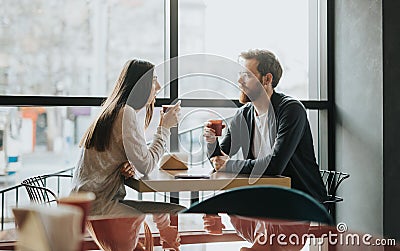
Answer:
239;102;253;111
235;102;253;116
227;103;252;125
273;92;305;111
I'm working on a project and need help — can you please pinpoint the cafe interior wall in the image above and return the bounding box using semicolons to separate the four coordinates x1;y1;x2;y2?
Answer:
334;0;400;241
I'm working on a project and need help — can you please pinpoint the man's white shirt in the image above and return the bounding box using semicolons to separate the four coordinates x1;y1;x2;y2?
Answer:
252;110;272;159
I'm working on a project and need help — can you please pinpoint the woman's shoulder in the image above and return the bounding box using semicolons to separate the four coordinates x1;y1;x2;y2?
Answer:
121;105;136;115
109;105;138;137
117;105;142;133
118;105;137;121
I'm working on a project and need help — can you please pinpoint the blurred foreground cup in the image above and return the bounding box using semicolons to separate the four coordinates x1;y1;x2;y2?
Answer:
13;205;83;251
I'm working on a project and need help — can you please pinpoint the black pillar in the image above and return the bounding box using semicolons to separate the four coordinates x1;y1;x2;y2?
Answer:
383;0;400;241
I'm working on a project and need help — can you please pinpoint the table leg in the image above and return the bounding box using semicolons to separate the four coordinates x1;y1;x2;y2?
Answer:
191;191;199;205
169;192;179;226
169;192;179;205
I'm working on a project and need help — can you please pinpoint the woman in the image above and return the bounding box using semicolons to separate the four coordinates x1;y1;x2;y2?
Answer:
72;59;182;250
72;59;183;216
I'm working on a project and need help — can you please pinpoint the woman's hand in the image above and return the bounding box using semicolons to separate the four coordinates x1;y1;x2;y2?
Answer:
159;101;181;129
119;161;135;179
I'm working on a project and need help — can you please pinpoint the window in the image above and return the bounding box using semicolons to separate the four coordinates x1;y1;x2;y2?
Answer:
0;0;334;231
0;0;166;97
0;0;329;178
179;0;323;100
0;106;98;180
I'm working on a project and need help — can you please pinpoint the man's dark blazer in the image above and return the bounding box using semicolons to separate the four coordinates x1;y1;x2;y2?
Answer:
208;91;328;202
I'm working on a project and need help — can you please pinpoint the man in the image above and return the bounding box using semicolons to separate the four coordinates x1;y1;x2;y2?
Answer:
204;49;327;202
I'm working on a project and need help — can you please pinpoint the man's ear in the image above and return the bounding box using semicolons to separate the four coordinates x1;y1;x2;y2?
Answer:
262;73;273;86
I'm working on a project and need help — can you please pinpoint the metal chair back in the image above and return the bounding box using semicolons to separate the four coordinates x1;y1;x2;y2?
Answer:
320;170;350;212
21;175;71;206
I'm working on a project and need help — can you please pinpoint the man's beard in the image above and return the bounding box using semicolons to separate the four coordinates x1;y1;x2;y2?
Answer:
239;88;262;104
239;76;264;104
239;91;251;104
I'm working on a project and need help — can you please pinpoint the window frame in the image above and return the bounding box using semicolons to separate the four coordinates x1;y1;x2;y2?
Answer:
0;0;334;177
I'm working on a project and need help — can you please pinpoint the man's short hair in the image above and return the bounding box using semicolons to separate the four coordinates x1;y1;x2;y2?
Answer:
240;49;283;88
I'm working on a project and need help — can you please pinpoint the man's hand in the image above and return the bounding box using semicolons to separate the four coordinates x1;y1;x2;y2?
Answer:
203;121;226;144
203;121;217;144
119;161;135;179
210;151;230;171
159;225;181;251
203;214;226;235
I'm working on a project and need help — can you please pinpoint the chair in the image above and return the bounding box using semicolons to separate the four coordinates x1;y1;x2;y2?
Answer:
21;174;72;206
87;215;153;251
181;186;334;225
320;170;350;213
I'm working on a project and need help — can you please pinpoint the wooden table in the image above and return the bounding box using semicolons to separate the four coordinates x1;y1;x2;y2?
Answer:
125;169;291;204
125;169;291;192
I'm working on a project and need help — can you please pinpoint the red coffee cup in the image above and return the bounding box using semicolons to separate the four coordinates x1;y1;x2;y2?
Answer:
208;120;224;136
58;192;96;234
162;105;175;113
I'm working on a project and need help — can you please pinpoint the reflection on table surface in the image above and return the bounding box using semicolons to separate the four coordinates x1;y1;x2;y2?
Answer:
1;213;399;251
177;214;399;251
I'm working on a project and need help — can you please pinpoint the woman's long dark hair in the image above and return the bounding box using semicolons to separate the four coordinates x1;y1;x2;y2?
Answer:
80;59;155;151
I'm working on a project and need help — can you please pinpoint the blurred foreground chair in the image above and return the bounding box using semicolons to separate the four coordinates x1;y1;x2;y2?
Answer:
21;174;72;206
87;215;153;251
182;186;333;225
320;170;350;214
21;175;155;251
